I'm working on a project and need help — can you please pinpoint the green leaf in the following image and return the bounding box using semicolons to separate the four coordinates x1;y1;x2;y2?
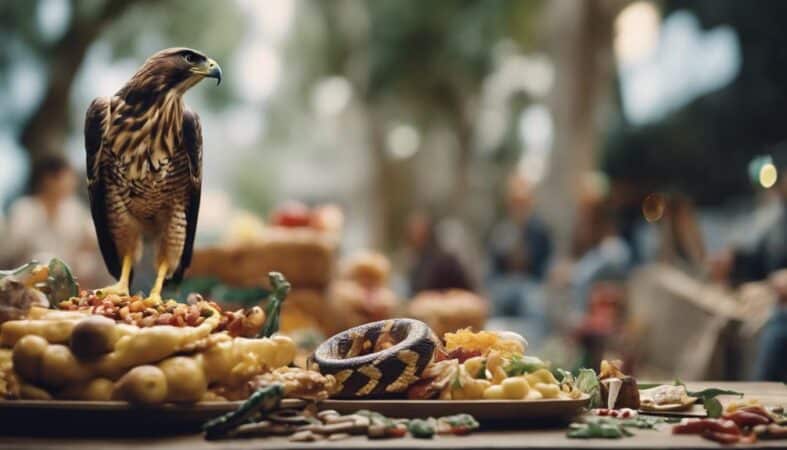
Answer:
575;368;602;408
687;388;743;399
703;397;723;418
45;258;78;303
554;368;573;383
504;355;549;376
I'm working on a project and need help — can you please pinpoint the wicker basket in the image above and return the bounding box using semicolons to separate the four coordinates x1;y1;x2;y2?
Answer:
187;227;337;289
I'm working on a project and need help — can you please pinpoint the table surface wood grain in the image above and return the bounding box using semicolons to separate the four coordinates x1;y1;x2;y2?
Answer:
1;382;784;450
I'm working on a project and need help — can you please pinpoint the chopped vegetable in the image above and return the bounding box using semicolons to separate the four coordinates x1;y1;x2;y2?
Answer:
438;414;480;435
574;368;602;408
687;387;744;398
504;355;549;376
408;419;436;438
202;384;284;439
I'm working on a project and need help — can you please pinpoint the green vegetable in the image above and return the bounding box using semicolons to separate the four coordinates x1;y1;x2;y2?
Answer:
258;272;290;338
687;387;743;399
568;421;626;439
202;384;284;439
567;417;660;439
45;258;78;303
439;413;479;431
408;419;435;438
574;368;602;408
505;355;549;376
703;397;723;418
554;368;573;383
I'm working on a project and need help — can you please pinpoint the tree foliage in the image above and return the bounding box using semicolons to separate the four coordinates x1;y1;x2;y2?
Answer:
603;0;787;204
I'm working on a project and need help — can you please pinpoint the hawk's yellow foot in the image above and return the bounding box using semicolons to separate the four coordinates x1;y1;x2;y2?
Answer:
145;262;169;304
98;255;133;296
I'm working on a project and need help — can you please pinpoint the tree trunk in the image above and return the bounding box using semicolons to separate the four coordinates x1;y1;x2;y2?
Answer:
20;0;145;164
539;0;620;257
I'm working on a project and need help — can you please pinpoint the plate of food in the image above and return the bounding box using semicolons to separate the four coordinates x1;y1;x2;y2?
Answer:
0;266;338;431
307;319;590;421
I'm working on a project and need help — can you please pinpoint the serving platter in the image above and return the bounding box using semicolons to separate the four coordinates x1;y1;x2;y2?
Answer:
0;395;588;434
0;399;295;434
321;395;590;421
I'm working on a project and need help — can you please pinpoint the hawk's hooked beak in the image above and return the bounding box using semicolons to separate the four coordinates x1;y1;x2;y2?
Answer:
193;58;222;86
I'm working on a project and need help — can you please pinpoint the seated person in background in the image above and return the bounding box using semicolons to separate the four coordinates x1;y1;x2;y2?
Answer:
658;193;706;273
710;165;787;286
0;156;104;286
570;198;631;313
405;212;474;296
754;270;787;382
487;173;551;316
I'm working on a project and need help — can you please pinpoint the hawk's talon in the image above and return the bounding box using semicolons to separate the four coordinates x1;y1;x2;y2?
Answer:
145;293;163;305
98;281;130;297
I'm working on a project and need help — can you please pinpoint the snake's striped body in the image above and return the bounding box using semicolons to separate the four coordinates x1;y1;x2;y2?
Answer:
312;319;437;398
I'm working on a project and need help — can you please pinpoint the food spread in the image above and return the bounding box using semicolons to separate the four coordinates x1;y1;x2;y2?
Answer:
0;267;298;404
0;260;785;448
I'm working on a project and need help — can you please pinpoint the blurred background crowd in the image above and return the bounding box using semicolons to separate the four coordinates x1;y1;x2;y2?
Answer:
1;0;786;381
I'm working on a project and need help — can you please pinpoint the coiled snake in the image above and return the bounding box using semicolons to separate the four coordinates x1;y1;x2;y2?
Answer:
311;319;437;398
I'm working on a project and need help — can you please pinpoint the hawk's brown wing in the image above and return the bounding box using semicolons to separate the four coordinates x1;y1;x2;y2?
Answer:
85;96;123;280
169;109;203;284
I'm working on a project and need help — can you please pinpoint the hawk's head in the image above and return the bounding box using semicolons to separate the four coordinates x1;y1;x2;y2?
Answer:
122;48;222;101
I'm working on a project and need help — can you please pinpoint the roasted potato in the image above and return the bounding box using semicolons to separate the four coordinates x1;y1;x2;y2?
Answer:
158;356;207;403
12;334;48;383
113;365;167;405
70;316;118;360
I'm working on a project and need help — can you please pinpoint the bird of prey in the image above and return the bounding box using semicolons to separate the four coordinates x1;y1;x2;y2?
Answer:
84;48;221;301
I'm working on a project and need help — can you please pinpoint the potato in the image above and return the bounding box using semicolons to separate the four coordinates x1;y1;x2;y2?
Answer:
113;365;167;405
19;383;52;400
60;378;114;401
483;384;505;400
452;379;489;400
41;344;92;387
501;377;529;399
158;356;206;403
462;356;485;378
525;369;557;386
12;335;48;383
526;389;543;400
70;316;118;360
1;318;79;347
534;382;560;398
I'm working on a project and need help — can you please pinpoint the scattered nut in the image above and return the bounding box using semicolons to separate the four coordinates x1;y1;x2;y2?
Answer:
328;433;351;441
290;430;318;442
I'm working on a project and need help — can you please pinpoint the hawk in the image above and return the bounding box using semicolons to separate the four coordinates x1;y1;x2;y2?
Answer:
84;48;221;301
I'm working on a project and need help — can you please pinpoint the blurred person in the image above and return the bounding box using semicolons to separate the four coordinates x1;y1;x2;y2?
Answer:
570;199;632;312
710;165;787;285
753;269;787;381
0;156;104;286
405;212;474;295
489;173;552;281
487;173;552;317
658;193;706;272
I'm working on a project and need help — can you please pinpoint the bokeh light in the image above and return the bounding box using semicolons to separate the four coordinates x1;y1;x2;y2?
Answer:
386;124;421;160
614;1;660;65
642;192;666;222
759;162;778;188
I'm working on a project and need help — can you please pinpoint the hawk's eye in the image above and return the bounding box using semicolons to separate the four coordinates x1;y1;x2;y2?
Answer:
183;53;194;64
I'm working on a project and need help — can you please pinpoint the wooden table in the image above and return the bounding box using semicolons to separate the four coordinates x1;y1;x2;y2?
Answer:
1;382;784;449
